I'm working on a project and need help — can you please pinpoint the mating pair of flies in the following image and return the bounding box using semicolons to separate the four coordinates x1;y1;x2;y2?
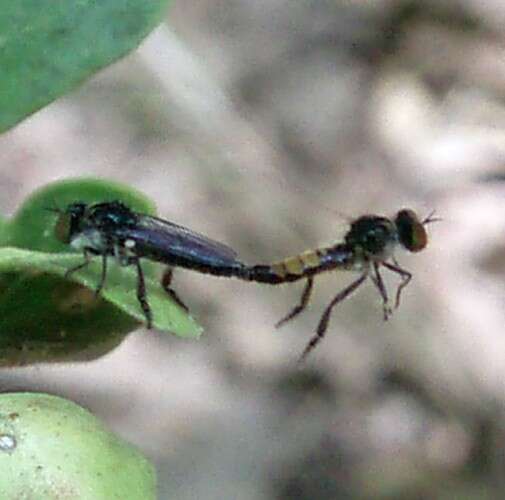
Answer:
52;200;437;360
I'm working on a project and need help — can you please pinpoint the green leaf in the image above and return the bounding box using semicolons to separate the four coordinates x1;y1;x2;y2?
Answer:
0;179;202;366
0;0;170;132
0;393;156;499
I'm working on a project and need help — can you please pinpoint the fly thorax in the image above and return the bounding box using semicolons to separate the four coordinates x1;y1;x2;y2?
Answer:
350;258;368;271
373;238;397;260
70;229;107;252
346;216;398;261
360;233;398;262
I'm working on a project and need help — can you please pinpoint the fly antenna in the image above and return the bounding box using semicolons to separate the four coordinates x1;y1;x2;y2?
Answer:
422;210;441;225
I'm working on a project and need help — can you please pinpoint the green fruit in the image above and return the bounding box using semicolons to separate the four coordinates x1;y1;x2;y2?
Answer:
0;393;156;499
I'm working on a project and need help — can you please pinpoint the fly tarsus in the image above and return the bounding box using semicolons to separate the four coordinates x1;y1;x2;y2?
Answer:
299;273;368;362
276;277;314;328
161;269;189;312
64;248;92;280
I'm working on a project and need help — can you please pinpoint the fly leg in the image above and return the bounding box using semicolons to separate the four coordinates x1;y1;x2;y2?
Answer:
65;248;109;299
299;273;367;362
94;252;108;297
117;243;153;328
276;277;314;328
93;237;120;297
161;269;189;312
130;257;153;329
382;260;412;309
370;262;392;321
64;248;93;279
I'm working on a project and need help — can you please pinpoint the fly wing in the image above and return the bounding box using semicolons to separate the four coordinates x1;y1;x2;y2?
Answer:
123;214;241;267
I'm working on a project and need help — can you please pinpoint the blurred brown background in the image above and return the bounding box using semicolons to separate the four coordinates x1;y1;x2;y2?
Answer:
2;0;505;498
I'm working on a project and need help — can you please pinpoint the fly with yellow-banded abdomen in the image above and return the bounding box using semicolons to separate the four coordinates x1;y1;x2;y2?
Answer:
238;209;439;361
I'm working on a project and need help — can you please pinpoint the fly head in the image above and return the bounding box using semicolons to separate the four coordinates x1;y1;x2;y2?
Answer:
54;202;88;245
394;209;428;253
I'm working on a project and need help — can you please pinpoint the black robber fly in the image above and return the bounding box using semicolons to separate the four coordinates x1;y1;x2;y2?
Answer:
240;209;438;360
52;201;247;328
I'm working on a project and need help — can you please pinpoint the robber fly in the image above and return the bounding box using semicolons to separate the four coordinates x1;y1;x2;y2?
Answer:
52;201;247;328
240;209;438;361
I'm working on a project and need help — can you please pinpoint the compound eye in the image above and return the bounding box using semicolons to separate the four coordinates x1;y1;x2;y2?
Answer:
395;209;427;252
54;212;72;244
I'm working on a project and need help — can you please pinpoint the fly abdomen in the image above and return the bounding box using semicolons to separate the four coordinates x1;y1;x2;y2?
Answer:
242;264;293;284
241;244;354;284
148;250;249;278
178;258;248;278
